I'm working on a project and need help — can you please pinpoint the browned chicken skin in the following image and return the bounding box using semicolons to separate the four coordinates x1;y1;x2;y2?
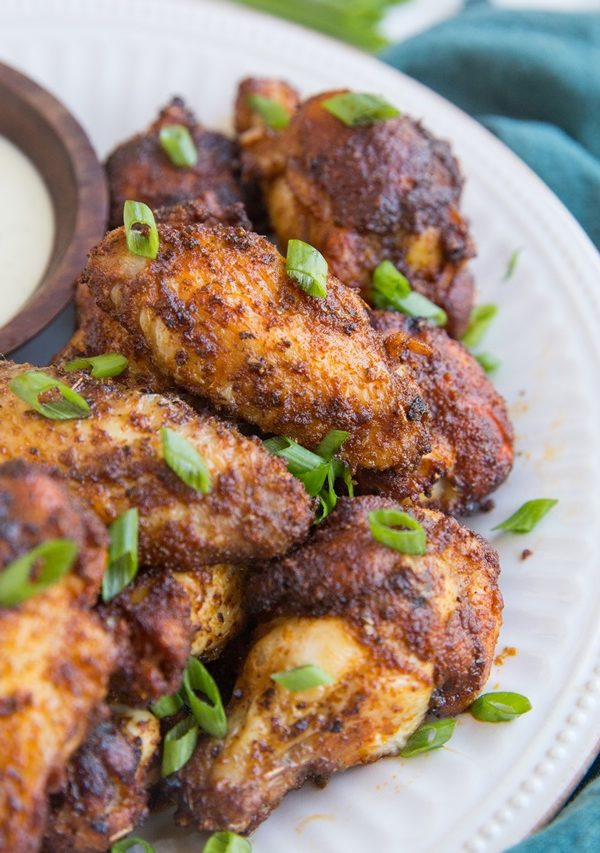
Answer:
358;312;514;514
0;461;115;853
235;80;475;337
177;496;501;835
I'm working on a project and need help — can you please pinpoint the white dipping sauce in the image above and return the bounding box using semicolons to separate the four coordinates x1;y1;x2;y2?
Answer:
0;135;55;328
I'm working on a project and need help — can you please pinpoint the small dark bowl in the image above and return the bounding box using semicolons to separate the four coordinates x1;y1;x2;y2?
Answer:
0;62;108;354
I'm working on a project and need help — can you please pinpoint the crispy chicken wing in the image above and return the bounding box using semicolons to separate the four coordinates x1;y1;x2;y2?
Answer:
235;80;475;337
358;312;514;513
78;222;429;472
0;362;312;569
177;496;501;834
0;461;114;853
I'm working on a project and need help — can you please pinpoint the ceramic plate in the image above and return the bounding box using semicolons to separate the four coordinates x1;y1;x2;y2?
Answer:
2;1;600;850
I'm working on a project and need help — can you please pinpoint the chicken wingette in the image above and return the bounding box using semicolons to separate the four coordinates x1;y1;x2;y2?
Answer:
177;496;502;834
0;361;312;569
77;221;429;473
0;461;115;853
235;79;475;337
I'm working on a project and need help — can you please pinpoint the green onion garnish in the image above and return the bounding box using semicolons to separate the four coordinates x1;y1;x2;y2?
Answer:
286;239;328;299
161;715;198;776
470;691;532;723
111;838;155;853
161;428;212;494
158;124;198;168
400;719;456;757
316;429;349;460
271;664;333;692
183;657;227;739
247;94;291;131
9;371;90;420
474;352;501;373
461;304;497;349
322;92;400;126
368;508;427;556
64;353;129;379
123;200;159;260
372;260;447;326
102;508;139;603
150;692;184;719
492;499;558;534
203;831;252;853
0;539;78;607
503;248;522;281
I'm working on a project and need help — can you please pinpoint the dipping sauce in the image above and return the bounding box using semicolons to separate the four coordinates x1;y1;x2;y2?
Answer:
0;135;54;329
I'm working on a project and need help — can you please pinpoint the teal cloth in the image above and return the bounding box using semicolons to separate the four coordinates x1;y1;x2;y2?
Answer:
382;3;600;850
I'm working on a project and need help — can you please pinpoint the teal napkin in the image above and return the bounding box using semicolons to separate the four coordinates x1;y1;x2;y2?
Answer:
383;2;600;850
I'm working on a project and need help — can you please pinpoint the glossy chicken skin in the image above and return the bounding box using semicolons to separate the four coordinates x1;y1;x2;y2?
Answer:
0;362;312;569
236;81;475;337
78;222;429;472
177;496;501;834
358;312;514;514
0;461;114;853
105;97;243;228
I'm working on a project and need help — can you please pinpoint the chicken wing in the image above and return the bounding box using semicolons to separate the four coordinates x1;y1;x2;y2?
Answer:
358;312;514;514
0;460;114;853
0;362;312;568
177;496;501;834
235;80;475;337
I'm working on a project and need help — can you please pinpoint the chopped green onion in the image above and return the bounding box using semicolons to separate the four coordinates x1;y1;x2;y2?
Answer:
9;371;90;420
102;508;139;603
158;124;198;167
161;428;212;494
503;248;522;281
150;692;184;719
368;508;427;556
263;436;325;482
492;499;558;534
64;353;129;379
271;664;334;692
203;831;252;853
247;94;290;130
183;657;227;739
474;352;501;373
161;715;198;776
372;261;447;326
470;691;532;723
123;200;159;260
322;92;400;126
400;719;456;757
111;838;155;853
316;429;350;461
0;539;78;607
286;239;328;298
461;304;498;349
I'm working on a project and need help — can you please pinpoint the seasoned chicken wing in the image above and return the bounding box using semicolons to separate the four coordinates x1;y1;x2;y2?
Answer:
0;461;114;853
358;312;514;514
0;362;312;569
105;97;243;228
177;496;501;834
235;80;475;337
78;222;429;473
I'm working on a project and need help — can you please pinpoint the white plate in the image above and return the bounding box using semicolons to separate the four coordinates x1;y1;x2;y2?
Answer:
3;1;600;851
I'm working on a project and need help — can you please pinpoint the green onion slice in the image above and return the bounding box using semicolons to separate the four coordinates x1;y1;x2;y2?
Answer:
203;831;252;853
64;353;129;379
161;715;198;776
102;508;139;602
368;508;427;556
461;304;497;349
372;261;447;326
492;499;558;534
400;719;456;757
158;124;198;168
470;691;532;723
161;428;212;494
0;539;78;607
271;664;334;692
182;657;227;739
474;352;501;373
286;239;328;298
503;248;522;281
322;92;400;126
123;200;159;260
150;692;184;719
247;94;290;130
9;371;90;420
316;429;349;461
111;838;155;853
